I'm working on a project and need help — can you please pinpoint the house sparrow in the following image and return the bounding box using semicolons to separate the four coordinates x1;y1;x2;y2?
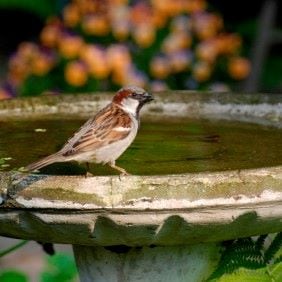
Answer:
25;86;154;175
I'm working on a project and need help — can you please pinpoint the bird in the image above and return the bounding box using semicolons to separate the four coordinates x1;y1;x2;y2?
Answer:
25;86;154;176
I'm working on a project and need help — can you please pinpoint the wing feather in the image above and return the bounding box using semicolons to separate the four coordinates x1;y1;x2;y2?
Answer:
60;104;132;156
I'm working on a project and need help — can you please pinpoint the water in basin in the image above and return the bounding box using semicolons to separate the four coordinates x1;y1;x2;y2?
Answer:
0;117;281;175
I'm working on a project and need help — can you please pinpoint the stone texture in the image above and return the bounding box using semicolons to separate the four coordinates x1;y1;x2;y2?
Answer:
0;166;281;246
73;244;219;282
0;92;281;127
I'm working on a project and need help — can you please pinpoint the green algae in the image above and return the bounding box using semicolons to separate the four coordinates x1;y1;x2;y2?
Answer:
19;187;106;206
0;117;281;176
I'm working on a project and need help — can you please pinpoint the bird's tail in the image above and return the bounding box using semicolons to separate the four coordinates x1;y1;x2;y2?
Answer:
25;153;63;172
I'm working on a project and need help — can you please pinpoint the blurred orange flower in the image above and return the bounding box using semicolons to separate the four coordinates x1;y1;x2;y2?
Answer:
2;0;250;97
65;61;88;86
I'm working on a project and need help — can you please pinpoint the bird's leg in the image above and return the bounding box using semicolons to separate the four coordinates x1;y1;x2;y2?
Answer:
109;161;130;176
85;162;93;177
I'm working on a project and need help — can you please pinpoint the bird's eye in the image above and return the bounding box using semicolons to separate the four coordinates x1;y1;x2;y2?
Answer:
131;93;138;98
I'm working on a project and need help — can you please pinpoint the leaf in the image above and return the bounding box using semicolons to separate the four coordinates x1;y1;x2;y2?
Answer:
0;270;28;282
40;253;78;282
213;267;271;282
268;261;282;282
255;234;267;251
208;238;264;280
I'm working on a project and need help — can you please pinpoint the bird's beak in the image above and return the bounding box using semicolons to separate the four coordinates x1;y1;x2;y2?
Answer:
143;92;154;103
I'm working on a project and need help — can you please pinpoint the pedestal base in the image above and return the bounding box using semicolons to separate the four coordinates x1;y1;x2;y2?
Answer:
73;244;219;282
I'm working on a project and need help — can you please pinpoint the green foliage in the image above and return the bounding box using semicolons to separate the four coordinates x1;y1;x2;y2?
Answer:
20;75;55;97
212;268;270;282
210;260;282;282
0;0;57;19
40;253;78;282
232;19;257;47
1;234;281;282
0;240;77;282
0;270;28;282
208;233;282;281
208;238;264;279
261;55;282;91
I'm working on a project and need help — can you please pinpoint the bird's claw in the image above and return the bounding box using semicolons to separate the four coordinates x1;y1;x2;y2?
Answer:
118;171;130;180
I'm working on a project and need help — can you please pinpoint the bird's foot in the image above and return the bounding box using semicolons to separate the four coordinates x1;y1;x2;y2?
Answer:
108;162;130;179
118;171;130;180
120;171;130;176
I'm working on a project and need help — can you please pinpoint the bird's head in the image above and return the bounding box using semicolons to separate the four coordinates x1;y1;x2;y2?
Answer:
113;86;154;116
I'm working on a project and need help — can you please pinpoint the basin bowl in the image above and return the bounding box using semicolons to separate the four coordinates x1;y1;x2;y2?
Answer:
0;91;281;246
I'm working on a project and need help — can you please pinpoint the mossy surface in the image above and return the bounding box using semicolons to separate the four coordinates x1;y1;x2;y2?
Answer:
0;117;281;176
19;187;106;206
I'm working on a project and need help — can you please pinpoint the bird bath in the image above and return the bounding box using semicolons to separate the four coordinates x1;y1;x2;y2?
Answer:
0;91;281;281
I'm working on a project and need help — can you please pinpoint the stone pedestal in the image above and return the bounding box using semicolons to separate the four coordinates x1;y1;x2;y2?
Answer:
73;244;219;282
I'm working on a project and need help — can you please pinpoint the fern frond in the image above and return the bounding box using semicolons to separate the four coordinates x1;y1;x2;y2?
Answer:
215;267;270;282
267;260;282;281
264;232;282;264
208;233;282;281
207;238;264;280
273;255;282;264
255;234;267;251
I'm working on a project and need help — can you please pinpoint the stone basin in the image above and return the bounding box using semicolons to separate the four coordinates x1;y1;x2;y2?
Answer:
0;91;281;281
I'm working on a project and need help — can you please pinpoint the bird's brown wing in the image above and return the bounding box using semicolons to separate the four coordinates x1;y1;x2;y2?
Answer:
60;104;132;157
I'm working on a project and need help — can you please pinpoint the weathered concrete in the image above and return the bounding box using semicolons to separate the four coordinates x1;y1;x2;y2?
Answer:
0;166;281;246
0;91;281;127
73;244;220;282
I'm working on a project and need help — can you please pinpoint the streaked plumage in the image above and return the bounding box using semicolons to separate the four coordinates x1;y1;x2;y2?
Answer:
25;86;154;175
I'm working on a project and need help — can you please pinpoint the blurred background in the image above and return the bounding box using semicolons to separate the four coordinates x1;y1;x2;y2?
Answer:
0;0;281;281
0;0;281;101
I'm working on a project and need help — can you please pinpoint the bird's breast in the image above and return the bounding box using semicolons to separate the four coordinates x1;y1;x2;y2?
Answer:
94;118;138;164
